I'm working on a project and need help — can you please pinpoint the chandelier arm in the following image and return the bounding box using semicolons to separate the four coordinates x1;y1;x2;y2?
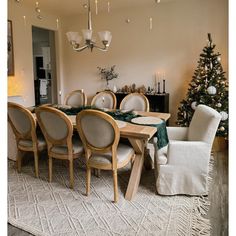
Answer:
93;44;108;52
73;44;89;52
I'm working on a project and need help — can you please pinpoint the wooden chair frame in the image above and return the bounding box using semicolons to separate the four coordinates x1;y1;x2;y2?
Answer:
91;91;117;109
8;102;46;177
35;106;83;189
64;89;87;107
119;92;150;112
76;110;134;202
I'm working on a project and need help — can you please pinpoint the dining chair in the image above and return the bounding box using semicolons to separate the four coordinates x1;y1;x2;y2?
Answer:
119;92;150;112
119;93;150;164
153;105;221;195
8;102;47;177
35;106;84;189
64;89;87;108
76;109;135;202
91;91;117;109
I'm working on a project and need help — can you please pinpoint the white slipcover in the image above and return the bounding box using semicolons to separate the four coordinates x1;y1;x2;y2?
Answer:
153;105;221;195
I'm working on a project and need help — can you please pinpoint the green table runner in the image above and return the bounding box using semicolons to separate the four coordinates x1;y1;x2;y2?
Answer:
57;106;168;149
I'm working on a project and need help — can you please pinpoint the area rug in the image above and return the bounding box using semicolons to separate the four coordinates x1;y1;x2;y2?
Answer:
8;158;211;236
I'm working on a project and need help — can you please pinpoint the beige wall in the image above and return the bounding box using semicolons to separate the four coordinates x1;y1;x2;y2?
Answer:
8;0;228;124
61;0;228;124
8;1;61;107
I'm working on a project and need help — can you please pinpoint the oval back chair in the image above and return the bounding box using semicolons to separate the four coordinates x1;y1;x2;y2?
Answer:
76;109;135;202
64;89;87;108
119;93;149;112
91;91;117;109
8;102;47;177
35;106;84;189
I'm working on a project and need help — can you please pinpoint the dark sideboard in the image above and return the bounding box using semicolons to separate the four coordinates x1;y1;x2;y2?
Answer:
114;93;169;113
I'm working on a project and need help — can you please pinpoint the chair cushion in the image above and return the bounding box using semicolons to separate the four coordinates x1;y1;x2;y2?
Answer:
51;136;83;155
18;135;46;149
89;143;134;165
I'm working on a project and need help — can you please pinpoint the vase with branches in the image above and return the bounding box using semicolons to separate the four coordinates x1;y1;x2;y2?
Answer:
97;65;118;90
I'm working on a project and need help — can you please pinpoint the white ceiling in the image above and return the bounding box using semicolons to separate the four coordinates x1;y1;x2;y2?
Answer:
14;0;175;17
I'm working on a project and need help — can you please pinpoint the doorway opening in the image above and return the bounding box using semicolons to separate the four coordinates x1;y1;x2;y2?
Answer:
32;26;58;106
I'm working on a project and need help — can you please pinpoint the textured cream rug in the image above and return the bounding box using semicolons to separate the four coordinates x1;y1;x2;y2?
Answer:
8;158;211;236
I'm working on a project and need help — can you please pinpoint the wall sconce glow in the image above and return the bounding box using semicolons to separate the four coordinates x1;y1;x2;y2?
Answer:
66;0;112;52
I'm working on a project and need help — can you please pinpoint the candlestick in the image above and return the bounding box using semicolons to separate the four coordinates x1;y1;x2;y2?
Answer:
154;74;157;93
158;82;160;94
163;80;166;93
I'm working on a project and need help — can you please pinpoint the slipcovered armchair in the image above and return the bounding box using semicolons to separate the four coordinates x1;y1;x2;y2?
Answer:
153;105;221;195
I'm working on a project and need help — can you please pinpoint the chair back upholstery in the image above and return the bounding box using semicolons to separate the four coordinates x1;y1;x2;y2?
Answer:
8;102;37;141
91;91;117;109
76;110;119;151
188;105;221;146
36;106;73;146
119;93;149;112
64;90;87;108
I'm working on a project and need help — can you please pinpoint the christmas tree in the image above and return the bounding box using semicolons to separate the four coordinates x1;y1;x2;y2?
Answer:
176;33;228;138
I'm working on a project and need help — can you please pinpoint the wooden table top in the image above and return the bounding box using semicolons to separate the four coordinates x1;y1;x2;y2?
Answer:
68;110;170;140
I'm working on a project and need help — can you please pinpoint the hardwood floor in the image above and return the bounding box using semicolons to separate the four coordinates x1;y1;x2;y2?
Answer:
8;150;228;236
207;150;228;236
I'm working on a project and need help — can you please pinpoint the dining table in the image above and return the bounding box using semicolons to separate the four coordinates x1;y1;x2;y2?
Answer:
66;109;171;201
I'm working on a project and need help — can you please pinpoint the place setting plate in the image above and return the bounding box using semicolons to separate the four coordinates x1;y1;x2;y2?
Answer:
131;116;163;125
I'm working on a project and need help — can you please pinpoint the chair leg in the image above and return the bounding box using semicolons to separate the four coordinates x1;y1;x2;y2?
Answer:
17;149;23;173
33;150;39;178
86;166;91;196
69;159;74;189
48;156;53;183
113;170;118;203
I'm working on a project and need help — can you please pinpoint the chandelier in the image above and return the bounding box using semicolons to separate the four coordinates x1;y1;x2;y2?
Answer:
66;0;112;52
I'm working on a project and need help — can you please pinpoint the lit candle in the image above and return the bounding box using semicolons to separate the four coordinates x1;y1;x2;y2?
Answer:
163;71;165;80
149;17;153;30
157;72;160;82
